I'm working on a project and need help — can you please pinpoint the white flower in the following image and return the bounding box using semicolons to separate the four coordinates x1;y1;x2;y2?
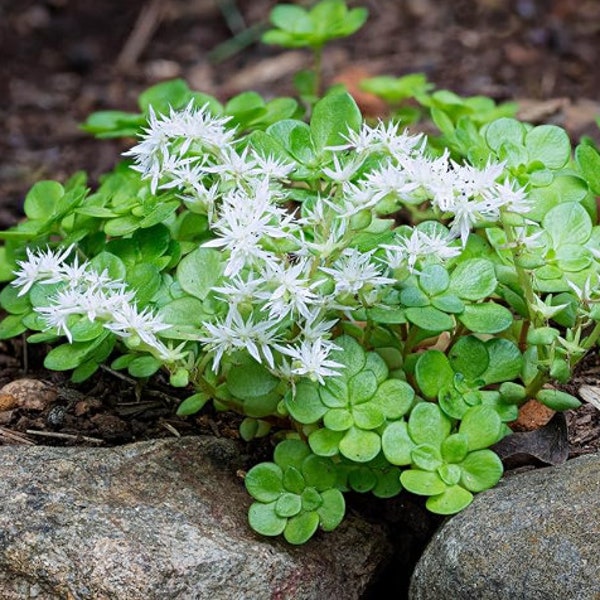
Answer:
383;228;460;272
200;306;281;371
320;248;395;296
277;337;344;384
12;244;76;295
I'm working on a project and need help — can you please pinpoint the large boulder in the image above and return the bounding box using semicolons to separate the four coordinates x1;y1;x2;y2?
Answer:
0;436;393;599
409;452;600;600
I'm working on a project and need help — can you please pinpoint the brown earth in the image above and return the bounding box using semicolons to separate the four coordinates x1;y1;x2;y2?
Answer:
0;2;599;594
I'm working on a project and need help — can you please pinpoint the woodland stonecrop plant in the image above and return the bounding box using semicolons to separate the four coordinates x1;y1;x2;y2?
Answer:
1;0;600;545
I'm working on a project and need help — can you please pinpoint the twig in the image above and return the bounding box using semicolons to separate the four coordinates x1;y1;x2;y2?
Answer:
116;0;167;72
26;430;105;445
0;427;36;445
161;421;181;437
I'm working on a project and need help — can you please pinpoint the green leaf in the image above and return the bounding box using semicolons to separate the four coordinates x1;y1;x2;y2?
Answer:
284;511;320;545
450;258;497;301
176;247;223;300
248;501;286;537
458;302;513;334
415;350;454;399
485;118;526;152
348;370;378;403
308;427;344;457
411;444;443;472
438;385;471;420
575;143;600;196
89;252;127;282
0;314;27;339
481;338;522;385
227;362;279;399
400;469;447;496
127;355;162;378
347;466;377;492
44;338;105;371
405;306;454;332
176;392;210;416
323;408;354;431
80;110;143;138
448;335;489;380
282;466;305;494
459;449;504;492
317;488;346;531
381;420;414;466
330;334;366;377
441;433;469;463
286;382;327;424
310;91;362;151
426;485;473;515
408;402;452;447
274;439;312;471
419;264;450;296
339;426;381;463
24;181;64;220
245;462;284;502
352;401;385;430
127;263;161;305
138;78;193;114
371;379;415;419
269;4;312;34
525;124;570;169
536;389;581;410
543;202;592;248
275;493;302;518
459;405;503;451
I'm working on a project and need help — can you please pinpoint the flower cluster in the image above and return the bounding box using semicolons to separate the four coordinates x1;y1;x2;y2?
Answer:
119;103;529;383
11;246;184;363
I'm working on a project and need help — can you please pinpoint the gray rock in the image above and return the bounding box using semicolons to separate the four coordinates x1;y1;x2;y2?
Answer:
0;436;393;599
409;453;600;600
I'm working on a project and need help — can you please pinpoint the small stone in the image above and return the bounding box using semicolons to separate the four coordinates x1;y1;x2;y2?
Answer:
0;379;58;411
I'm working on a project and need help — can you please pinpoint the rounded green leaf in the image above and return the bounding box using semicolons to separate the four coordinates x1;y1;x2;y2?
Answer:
438;385;471;420
400;469;447;496
274;439;312;470
460;449;504;492
24;180;64;220
317;488;346;531
176;247;223;300
525;124;570;169
352;401;385;430
245;463;284;502
536;389;582;410
323;408;354;431
301;487;322;511
458;302;513;334
372;468;403;498
411;444;443;472
339;426;381;463
498;382;527;404
301;454;337;490
348;466;377;493
459;405;503;451
415;350;454;399
419;264;450;296
371;378;415;419
449;258;497;301
408;402;452;447
330;334;366;377
285;382;327;424
441;433;469;463
226;362;279;400
448;335;489;380
431;294;464;314
363;351;389;384
481;338;522;385
381;420;414;466
248;501;287;537
437;464;462;487
275;493;302;518
485;118;525;152
405;306;454;332
284;511;320;545
543;202;592;248
308;427;344;457
320;377;348;408
282;466;305;494
426;485;473;515
348;370;378;403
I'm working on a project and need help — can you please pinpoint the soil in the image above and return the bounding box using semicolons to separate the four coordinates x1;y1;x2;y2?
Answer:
1;0;600;596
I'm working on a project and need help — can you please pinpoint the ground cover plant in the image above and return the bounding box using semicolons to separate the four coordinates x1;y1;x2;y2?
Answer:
1;0;599;545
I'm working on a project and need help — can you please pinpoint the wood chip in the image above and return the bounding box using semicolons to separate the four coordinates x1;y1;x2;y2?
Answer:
578;385;600;411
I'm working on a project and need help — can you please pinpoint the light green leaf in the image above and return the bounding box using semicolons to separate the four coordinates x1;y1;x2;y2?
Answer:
310;91;362;151
176;247;223;300
415;350;454;399
381;420;414;466
458;302;513;334
408;402;452;447
317;488;346;531
459;405;503;451
459;449;504;492
245;462;284;502
400;469;447;496
450;258;497;301
448;335;489;380
525;124;570;169
339;426;381;463
248;501;287;537
426;485;473;515
284;511;320;545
